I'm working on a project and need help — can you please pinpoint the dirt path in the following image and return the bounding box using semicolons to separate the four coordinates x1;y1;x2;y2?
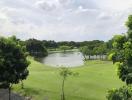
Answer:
0;89;25;100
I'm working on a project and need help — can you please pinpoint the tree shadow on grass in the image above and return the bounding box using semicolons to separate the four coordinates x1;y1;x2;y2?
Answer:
13;86;61;100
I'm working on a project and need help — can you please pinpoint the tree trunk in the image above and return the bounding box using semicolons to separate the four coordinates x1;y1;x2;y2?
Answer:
61;78;65;100
21;80;24;89
89;55;90;60
9;84;12;100
100;55;101;60
102;54;103;60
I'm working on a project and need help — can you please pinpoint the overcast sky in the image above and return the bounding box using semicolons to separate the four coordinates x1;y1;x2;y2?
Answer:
0;0;132;41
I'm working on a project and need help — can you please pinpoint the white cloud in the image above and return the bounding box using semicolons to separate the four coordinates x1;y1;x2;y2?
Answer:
0;0;131;41
97;0;132;11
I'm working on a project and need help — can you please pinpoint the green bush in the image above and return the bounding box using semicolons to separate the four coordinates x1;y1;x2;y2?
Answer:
107;86;132;100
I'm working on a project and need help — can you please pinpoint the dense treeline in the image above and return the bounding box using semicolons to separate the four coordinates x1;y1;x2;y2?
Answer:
11;38;113;59
42;40;106;49
26;39;110;49
80;43;108;60
1;36;114;58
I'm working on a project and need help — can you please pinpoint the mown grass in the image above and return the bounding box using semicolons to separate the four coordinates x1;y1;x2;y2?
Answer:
13;58;124;100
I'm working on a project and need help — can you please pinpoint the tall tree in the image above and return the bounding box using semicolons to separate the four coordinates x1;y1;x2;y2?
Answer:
107;15;132;100
0;37;30;100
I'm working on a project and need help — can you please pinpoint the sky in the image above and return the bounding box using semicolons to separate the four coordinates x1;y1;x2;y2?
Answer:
0;0;132;41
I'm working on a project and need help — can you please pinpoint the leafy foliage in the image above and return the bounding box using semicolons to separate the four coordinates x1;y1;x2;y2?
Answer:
0;36;30;88
59;45;71;52
25;39;48;57
110;15;132;85
107;86;132;100
80;46;92;60
80;44;107;60
107;15;132;100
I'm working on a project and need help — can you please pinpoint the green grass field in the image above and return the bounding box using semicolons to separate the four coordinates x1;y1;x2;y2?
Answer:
13;58;124;100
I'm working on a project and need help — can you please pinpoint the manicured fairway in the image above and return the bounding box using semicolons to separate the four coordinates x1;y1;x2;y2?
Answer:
13;58;124;100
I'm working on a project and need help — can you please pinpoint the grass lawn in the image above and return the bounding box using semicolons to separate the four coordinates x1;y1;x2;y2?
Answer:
13;58;124;100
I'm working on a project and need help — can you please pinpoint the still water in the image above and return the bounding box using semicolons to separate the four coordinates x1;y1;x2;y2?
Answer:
36;52;84;67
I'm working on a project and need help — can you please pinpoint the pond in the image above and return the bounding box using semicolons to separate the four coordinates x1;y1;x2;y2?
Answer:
36;51;84;67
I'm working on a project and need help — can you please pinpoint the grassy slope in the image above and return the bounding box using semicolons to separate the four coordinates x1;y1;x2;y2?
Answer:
13;58;124;100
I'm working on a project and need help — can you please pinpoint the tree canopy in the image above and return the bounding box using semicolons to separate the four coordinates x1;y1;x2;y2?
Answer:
110;15;132;85
0;37;30;88
26;39;48;57
107;15;132;100
59;45;71;52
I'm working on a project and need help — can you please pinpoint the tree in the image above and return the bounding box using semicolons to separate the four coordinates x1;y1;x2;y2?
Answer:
42;40;58;49
59;45;71;52
106;39;114;51
0;37;30;100
107;15;132;100
59;68;78;100
80;46;91;60
111;36;130;84
26;39;48;57
9;36;26;89
93;47;99;59
97;44;107;60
